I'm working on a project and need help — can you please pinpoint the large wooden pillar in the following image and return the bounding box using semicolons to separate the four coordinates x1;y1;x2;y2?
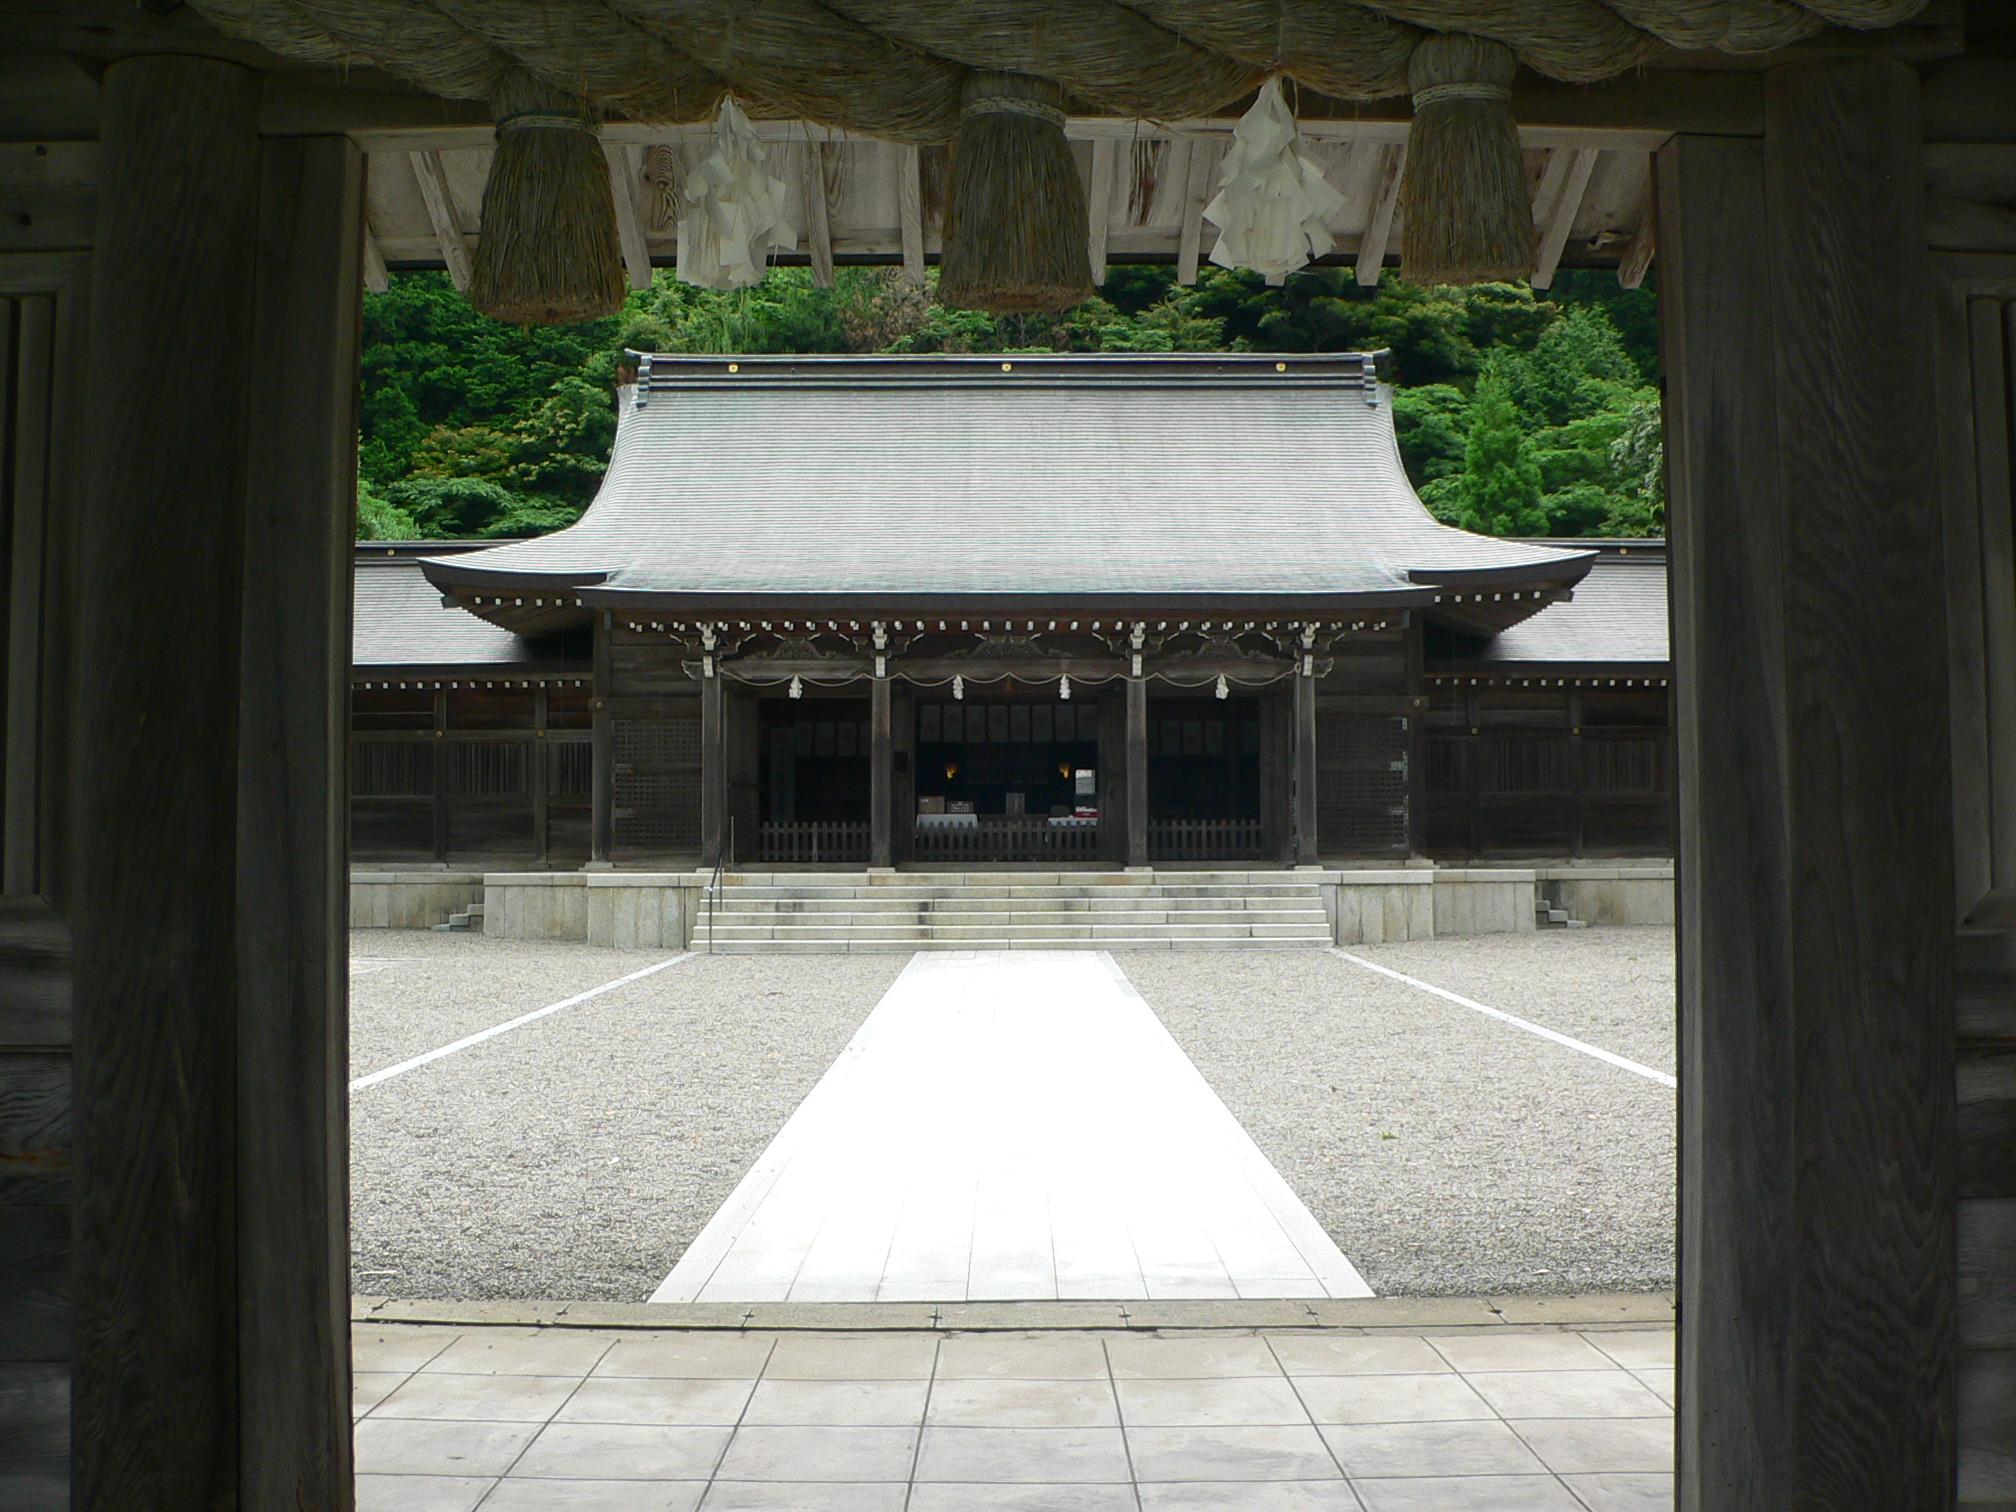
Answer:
1663;57;1954;1509
237;134;360;1510
870;674;893;867
71;56;262;1511
1125;675;1148;867
1293;663;1319;865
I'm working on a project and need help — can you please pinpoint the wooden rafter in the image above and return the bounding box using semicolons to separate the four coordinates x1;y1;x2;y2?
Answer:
1176;137;1219;286
406;148;470;290
361;221;389;293
1618;176;1656;289
604;142;653;290
1533;147;1600;290
803;141;835;288
1357;143;1404;288
1087;138;1117;287
897;145;924;285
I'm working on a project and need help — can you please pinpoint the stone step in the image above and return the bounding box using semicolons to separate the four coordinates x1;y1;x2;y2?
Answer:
713;885;1326;902
719;871;1312;887
696;936;1330;953
694;921;1330;943
700;909;1328;930
706;900;1327;918
688;872;1336;953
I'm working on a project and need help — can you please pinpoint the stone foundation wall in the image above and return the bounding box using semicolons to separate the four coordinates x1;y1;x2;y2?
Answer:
347;872;484;930
350;865;1674;945
1539;868;1676;927
482;874;589;942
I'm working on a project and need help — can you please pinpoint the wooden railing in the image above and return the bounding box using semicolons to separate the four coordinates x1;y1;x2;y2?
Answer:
759;821;870;863
912;818;1100;863
1149;818;1266;861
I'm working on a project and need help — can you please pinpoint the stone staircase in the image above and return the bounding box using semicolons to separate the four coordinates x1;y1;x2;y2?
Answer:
1535;882;1587;930
432;902;484;933
690;871;1333;953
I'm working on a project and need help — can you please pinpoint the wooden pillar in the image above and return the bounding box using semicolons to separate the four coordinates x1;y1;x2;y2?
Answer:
1567;687;1584;861
1096;689;1126;864
431;686;449;863
1404;614;1427;859
532;685;550;866
701;664;725;867
1258;687;1290;862
870;675;892;867
236;133;360;1511
1663;57;1955;1510
891;683;915;864
1293;664;1318;864
71;56;261;1512
589;615;612;865
1125;675;1148;867
1465;686;1482;862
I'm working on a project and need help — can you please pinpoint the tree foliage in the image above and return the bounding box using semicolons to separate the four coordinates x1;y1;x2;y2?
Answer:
358;263;1661;541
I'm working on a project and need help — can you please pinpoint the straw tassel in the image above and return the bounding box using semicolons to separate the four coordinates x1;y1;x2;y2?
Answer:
470;70;628;325
940;72;1093;314
1398;34;1534;287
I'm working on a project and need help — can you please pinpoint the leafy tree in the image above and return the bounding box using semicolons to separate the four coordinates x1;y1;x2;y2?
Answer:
355;479;420;540
358;261;1664;541
1422;370;1547;536
1391;384;1469;489
1546;269;1658;384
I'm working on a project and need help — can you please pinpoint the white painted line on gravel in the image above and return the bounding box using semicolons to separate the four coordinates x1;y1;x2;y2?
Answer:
349;952;696;1093
1329;948;1677;1089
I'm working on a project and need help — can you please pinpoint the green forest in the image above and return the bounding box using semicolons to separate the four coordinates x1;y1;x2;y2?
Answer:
358;264;1661;543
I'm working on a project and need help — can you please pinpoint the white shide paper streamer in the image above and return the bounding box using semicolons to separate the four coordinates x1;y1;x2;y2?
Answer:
677;97;799;290
1204;78;1347;285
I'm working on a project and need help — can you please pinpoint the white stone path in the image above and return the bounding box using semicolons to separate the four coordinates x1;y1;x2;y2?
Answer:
653;951;1373;1304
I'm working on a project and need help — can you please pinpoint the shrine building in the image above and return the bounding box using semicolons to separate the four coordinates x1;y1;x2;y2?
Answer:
350;350;1673;870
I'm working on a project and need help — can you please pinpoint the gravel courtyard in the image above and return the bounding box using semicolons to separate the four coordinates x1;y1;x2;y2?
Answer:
350;929;1673;1302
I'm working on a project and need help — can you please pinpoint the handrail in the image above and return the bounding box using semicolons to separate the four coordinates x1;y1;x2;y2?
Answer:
703;816;732;954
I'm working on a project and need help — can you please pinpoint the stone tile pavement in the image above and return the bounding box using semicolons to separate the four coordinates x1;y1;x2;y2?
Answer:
353;1321;1674;1511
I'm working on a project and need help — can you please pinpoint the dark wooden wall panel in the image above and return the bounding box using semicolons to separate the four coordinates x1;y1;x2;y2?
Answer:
610;634;693;699
0;252;85;1512
0;1363;66;1511
1938;280;1994;919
